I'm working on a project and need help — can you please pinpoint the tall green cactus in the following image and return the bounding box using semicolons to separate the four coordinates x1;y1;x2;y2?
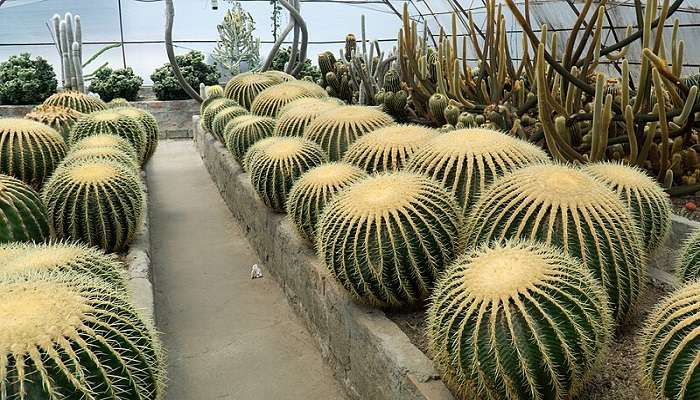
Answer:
286;162;367;243
0;270;165;399
465;163;646;323
343;124;438;173
639;280;700;400
317;172;464;306
428;240;611;400
211;105;249;143
247;137;328;211
273;97;342;137
202;98;240;134
406;128;549;215
70;134;139;162
251;82;327;118
114;106;160;164
303;105;394;161
0;118;67;188
25;104;83;142
583;162;672;255
42;159;144;253
69;110;147;163
0;174;50;244
224;72;281;109
224;115;276;167
43;90;106;114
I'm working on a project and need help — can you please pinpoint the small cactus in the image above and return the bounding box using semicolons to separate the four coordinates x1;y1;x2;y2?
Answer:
406;128;549;215
317;172;464;306
286;162;367;243
676;228;700;283
224;115;276;166
274;98;342;137
25;104;83;142
114;106;160;164
70;110;147;163
0;118;67;188
60;146;140;173
466;163;646;323
200;86;225;115
43;90;106;113
225;72;281;109
106;97;130;108
247;137;328;211
303;105;394;161
251;82;327;118
211;105;249;143
639;280;700;400
42;159;145;253
343;124;438;173
0;174;50;244
70;134;139;161
202;98;240;134
428;240;611;400
0;270;165;399
428;93;449;124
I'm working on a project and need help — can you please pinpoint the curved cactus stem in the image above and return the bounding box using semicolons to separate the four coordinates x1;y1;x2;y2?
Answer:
286;0;300;74
164;0;203;103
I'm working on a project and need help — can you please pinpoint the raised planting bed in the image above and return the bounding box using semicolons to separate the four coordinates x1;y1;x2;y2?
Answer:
193;115;700;400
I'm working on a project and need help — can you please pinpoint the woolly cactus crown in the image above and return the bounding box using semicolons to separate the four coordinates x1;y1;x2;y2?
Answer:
224;72;281;109
25;104;83;141
0;174;50;244
42;90;106;114
251;82;327;118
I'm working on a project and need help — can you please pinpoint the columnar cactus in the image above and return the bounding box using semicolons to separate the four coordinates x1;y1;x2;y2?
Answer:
274;97;342;137
343;124;438;173
202;98;240;134
43;90;106;113
317;172;464;306
247;137;327;211
25;104;83;141
42;159;145;253
69;110;147;162
286;162;367;243
406;128;549;215
0;271;165;399
251;82;327;118
224;115;276;166
303;106;394;161
71;134;138;161
211;105;248;142
60;146;140;172
0;118;67;188
224;72;280;109
676;228;700;283
583;162;672;255
0;174;50;244
114;106;160;164
0;241;126;288
428;240;611;400
466;164;646;323
639;281;700;400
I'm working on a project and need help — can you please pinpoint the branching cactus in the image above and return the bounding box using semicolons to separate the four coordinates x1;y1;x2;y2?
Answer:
71;134;138;162
274;98;342;137
675;229;700;283
70;110;147;163
42;159;144;253
286;162;367;243
60;146;139;173
0;118;67;189
466;163;646;323
343;124;438;173
114;107;160;164
251;81;327;118
303;105;394;161
224;115;276;166
224;72;281;109
247;137;327;211
0;270;165;399
211;105;249;143
428;240;611;399
0;174;50;244
406;128;549;215
317;172;464;306
0;241;126;289
583;162;672;255
25;104;83;142
639;281;700;400
43;90;106;114
202;98;240;134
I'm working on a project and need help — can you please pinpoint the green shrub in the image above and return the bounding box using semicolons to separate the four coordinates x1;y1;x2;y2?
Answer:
88;66;143;102
150;51;220;100
0;53;57;105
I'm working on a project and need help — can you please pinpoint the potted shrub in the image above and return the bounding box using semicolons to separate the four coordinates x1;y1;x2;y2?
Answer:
150;51;220;101
0;53;57;105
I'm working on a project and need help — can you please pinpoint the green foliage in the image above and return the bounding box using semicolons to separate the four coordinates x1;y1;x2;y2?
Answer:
224;115;275;166
0;174;50;244
43;90;106;114
150;51;220;100
88;66;144;102
271;47;321;82
70;110;147;163
0;53;57;105
428;240;611;399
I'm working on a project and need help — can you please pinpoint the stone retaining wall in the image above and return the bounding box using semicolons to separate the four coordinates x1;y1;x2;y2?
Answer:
126;173;155;320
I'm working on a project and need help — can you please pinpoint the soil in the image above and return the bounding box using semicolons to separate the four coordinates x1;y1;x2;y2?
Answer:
387;284;670;400
671;193;700;221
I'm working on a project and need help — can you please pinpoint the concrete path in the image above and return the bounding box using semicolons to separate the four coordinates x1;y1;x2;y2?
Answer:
147;140;345;400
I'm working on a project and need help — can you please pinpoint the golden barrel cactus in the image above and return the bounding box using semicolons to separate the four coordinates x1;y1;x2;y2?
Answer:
60;146;140;172
251;81;327;118
676;228;700;283
223;115;276;166
0;174;50;244
211;105;249;143
69;110;147;163
70;134;139;162
25;104;83;141
42;90;106;113
274;97;342;137
114;106;160;164
201;98;240;134
224;72;281;109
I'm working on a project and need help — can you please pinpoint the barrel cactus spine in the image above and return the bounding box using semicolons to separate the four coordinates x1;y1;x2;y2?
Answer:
114;106;160;164
25;104;83;142
317;172;464;307
202;98;240;134
343;124;438;173
0;270;165;399
247;137;328;211
286;80;329;98
273;98;342;137
224;72;281;109
465;163;646;323
224;115;276;167
0;118;68;188
263;70;295;83
107;97;130;108
211;105;249;143
70;134;139;162
43;90;107;113
286;162;367;243
428;240;611;400
200;86;225;116
60;146;140;173
0;174;50;244
242;136;279;171
675;228;700;283
251;82;327;118
69;110;147;163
